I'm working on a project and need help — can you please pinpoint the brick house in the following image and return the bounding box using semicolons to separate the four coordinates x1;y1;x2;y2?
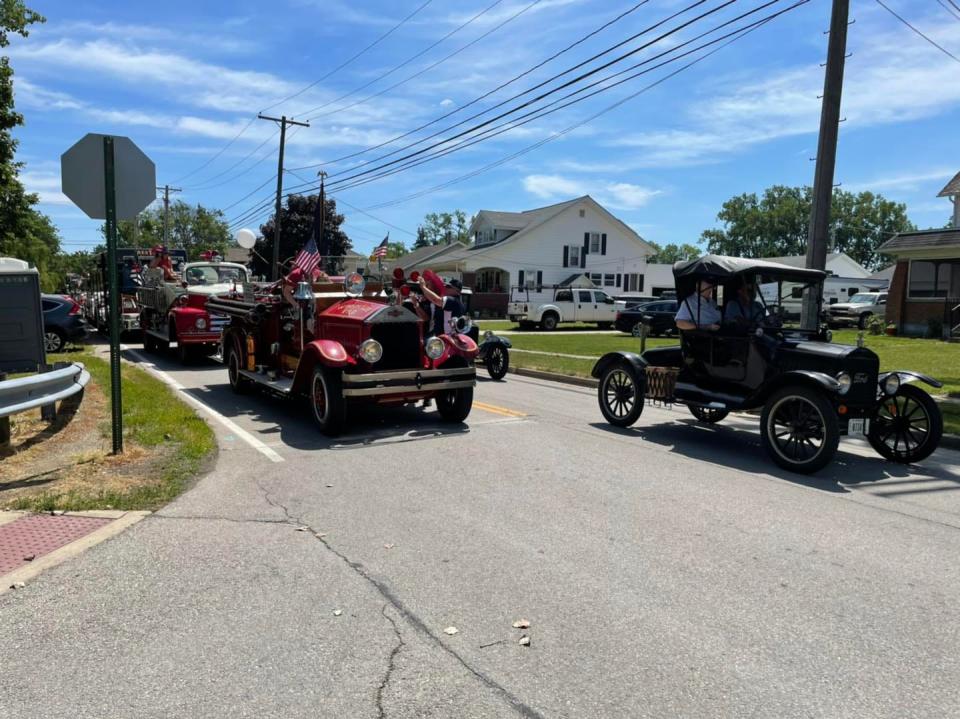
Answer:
879;172;960;337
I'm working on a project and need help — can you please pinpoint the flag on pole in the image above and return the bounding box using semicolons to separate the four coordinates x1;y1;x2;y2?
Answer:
372;234;390;259
293;235;321;276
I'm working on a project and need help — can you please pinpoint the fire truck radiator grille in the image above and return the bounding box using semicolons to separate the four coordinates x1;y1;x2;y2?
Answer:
370;323;421;370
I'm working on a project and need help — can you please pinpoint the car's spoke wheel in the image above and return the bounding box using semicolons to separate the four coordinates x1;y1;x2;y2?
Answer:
486;345;509;381
44;330;65;353
868;384;942;464
688;405;729;423
598;363;644;427
761;386;839;474
311;366;346;436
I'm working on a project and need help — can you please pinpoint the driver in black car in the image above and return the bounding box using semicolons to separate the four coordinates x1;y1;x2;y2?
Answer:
724;278;766;328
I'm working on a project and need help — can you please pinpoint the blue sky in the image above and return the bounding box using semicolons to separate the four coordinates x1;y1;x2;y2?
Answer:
8;0;960;256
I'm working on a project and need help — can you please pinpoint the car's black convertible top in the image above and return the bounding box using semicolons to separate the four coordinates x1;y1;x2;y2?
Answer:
672;254;826;298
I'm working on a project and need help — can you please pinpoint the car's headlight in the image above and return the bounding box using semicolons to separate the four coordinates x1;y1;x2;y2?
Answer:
359;338;383;364
836;372;852;395
344;272;366;295
195;317;207;330
883;373;900;396
425;336;444;359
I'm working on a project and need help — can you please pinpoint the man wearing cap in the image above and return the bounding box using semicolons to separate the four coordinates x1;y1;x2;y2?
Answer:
419;276;466;336
148;245;177;282
675;280;721;331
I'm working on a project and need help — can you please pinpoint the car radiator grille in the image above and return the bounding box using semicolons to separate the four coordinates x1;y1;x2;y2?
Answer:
209;313;229;332
370;323;422;370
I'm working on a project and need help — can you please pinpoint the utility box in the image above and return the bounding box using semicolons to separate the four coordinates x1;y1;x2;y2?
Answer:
0;257;46;373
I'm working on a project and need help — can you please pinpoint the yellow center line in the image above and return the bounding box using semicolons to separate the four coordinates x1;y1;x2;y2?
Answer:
473;401;528;418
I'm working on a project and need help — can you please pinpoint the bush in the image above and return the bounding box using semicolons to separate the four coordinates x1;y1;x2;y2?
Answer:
867;316;884;335
926;317;944;339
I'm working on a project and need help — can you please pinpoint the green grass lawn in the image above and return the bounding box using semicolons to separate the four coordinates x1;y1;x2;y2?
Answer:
10;351;216;511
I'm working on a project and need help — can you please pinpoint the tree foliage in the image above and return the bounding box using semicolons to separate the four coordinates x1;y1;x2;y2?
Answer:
384;241;407;259
700;185;915;271
419;210;471;246
0;2;61;289
252;194;352;277
103;201;232;261
647;242;701;264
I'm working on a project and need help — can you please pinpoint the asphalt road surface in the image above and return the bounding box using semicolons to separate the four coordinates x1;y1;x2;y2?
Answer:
2;348;959;718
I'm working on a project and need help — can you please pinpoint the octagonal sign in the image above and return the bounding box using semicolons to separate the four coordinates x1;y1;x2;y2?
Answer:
61;133;156;220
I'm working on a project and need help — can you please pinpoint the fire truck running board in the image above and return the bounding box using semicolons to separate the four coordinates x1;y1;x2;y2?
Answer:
239;369;294;395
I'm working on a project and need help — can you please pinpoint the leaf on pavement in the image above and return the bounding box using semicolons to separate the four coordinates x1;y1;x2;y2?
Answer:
383;543;395;549
296;526;308;532
443;626;459;635
512;619;531;629
333;609;343;617
519;635;531;647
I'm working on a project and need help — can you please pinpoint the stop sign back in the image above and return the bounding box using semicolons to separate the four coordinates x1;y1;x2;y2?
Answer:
61;133;156;220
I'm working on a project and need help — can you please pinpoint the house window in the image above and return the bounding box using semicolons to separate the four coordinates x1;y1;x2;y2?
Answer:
524;269;539;289
589;232;601;253
579;209;585;218
568;245;580;267
623;273;644;292
603;273;615;287
589;273;602;286
908;260;960;298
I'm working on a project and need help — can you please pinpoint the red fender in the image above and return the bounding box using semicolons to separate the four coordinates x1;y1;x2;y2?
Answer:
293;338;356;393
434;333;479;366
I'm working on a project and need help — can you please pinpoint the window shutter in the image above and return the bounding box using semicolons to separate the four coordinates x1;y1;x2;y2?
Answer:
601;233;607;255
563;246;569;268
639;274;644;292
616;273;621;288
518;270;525;287
582;233;589;268
536;271;542;289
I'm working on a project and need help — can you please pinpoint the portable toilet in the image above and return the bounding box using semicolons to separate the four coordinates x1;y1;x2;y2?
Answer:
0;257;46;373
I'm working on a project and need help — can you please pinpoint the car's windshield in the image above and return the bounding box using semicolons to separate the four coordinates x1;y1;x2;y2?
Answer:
185;264;248;285
848;293;878;304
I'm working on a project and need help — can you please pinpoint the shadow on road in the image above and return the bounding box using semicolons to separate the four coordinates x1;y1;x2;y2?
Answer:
589;417;958;495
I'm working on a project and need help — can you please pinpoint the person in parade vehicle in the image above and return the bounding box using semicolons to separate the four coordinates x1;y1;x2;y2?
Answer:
148;245;177;282
674;279;721;331
418;275;465;337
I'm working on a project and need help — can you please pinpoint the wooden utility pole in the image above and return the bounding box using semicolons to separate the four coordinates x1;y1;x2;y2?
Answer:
157;184;182;247
258;114;310;280
803;0;849;328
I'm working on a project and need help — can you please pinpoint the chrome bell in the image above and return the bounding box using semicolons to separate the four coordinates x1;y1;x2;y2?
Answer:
293;281;313;301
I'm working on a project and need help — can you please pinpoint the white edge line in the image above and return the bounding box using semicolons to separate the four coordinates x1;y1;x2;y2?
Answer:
121;346;285;463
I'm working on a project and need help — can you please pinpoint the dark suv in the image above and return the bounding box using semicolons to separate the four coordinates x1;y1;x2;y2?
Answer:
615;300;678;336
41;294;87;353
593;255;943;474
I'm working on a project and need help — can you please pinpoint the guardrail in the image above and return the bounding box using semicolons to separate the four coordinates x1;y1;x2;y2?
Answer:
0;363;91;419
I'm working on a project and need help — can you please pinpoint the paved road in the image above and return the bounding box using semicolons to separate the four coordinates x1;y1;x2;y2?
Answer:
2;349;960;718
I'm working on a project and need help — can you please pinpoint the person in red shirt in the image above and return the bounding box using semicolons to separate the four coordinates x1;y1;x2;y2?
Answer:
148;245;177;281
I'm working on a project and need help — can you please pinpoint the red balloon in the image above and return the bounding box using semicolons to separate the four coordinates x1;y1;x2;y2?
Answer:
422;269;444;296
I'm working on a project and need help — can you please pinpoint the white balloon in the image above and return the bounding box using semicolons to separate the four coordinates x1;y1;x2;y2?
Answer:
235;228;257;249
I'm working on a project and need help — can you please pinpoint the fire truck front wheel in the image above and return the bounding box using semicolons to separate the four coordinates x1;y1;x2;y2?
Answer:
310;366;346;437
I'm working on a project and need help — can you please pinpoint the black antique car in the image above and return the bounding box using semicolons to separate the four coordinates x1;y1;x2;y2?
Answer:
458;287;512;381
593;255;944;474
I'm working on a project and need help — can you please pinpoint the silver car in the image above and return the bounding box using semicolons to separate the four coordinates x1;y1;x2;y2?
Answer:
827;292;887;329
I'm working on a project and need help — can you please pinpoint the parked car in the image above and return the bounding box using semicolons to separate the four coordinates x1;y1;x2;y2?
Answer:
593;255;943;474
827;292;888;329
508;287;618;330
41;294;87;353
615;300;679;336
613;294;657;309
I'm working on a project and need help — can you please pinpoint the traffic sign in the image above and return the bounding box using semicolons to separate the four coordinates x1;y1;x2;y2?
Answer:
60;133;156;220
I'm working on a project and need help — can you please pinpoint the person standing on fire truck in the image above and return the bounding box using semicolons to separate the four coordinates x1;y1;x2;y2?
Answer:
418;276;465;336
148;245;177;282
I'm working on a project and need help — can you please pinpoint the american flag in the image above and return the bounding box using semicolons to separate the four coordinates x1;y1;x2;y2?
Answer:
372;234;389;259
293;235;321;276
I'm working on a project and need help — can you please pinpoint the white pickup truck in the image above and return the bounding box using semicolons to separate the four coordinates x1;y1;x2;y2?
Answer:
507;287;618;330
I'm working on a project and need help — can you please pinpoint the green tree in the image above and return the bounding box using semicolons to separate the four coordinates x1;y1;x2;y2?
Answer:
647;242;701;264
701;185;915;271
0;2;62;290
103;201;231;261
252;194;351;277
422;210;471;245
413;225;430;249
384;241;407;259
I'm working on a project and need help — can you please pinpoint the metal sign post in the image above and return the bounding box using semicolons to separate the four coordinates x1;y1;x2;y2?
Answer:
103;137;123;453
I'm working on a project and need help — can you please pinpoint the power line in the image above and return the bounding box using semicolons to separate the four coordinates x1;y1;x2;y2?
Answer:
259;0;436;114
295;0;509;118
289;0;660;171
321;0;738;190
184;130;279;191
173;116;258;184
934;0;960;22
327;0;788;195
361;4;806;211
874;0;960;62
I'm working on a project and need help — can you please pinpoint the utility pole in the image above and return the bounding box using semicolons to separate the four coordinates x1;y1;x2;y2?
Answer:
258;114;310;280
803;0;849;329
157;184;182;247
318;170;330;274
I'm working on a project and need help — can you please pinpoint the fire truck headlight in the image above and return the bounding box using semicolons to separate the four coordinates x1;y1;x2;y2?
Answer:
195;317;208;330
359;338;383;364
425;336;444;359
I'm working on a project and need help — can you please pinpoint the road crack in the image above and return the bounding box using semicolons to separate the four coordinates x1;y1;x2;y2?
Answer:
376;604;404;719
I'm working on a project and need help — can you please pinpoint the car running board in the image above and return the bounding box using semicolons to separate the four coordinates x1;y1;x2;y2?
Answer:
239;369;294;395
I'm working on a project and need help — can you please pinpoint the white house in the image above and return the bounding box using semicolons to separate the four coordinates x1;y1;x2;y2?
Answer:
393;196;655;316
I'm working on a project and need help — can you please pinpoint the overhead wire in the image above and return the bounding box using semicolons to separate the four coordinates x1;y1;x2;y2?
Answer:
288;0;660;170
874;0;960;62
934;0;960;22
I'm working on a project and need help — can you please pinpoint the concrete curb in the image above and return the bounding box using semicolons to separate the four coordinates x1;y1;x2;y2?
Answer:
0;510;150;595
506;365;960;450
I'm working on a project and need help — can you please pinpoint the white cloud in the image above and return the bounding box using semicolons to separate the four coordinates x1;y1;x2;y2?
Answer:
523;174;660;210
439;98;454;107
846;168;958;193
20;170;70;205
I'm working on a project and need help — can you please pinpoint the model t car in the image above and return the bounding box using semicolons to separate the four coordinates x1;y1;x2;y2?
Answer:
593;255;944;474
457;287;512;380
206;270;478;436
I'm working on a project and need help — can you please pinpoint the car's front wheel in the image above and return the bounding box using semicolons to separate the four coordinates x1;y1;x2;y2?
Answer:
868;383;942;464
485;344;509;381
44;328;66;353
858;312;873;330
688;405;729;423
311;366;346;436
435;385;473;422
760;386;839;474
598;362;644;427
540;313;558;331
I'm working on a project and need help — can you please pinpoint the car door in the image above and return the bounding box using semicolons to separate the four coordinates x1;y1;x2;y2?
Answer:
576;290;595;321
594;291;615;322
